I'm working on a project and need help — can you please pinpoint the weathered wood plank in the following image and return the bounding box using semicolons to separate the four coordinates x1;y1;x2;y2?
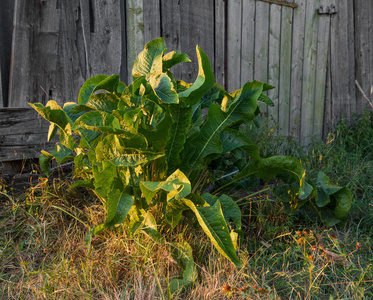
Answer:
160;0;182;79
0;108;56;161
240;0;256;85
353;0;370;115
329;0;355;126
254;1;270;115
179;0;215;84
0;1;14;107
289;0;306;142
226;0;242;92
215;0;226;88
278;4;293;136
143;0;161;44
9;1;84;107
267;4;281;126
300;0;319;145
126;0;144;83
313;0;331;141
88;0;122;76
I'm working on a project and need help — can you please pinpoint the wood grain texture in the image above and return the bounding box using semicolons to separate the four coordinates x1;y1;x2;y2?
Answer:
143;0;161;44
278;5;293;136
267;4;281;126
226;0;242;92
160;0;182;79
300;0;319;145
289;0;306;142
179;0;215;84
329;0;356;126
0;108;56;161
240;0;256;85
215;0;226;88
254;1;270;115
0;1;14;107
313;0;331;141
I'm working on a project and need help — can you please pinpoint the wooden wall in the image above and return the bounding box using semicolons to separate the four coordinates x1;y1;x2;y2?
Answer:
0;0;373;162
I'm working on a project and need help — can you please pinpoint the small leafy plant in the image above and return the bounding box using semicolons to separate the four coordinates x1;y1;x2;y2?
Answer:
30;38;335;289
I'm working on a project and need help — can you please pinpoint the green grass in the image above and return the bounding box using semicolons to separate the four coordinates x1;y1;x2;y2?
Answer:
1;111;373;299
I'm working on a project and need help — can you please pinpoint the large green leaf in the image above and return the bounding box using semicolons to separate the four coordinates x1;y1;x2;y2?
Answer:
183;81;264;170
78;93;119;113
105;179;134;225
165;105;194;173
78;74;109;105
220;128;260;160
333;187;352;219
72;110;121;132
96;135;163;167
140;169;191;204
178;46;215;106
29;101;70;130
92;161;117;199
147;73;179;104
132;38;167;79
163;50;191;71
165;198;242;266
202;193;242;233
170;241;198;293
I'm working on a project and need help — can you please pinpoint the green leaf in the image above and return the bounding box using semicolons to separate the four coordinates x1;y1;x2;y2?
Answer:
132;37;167;79
165;105;194;173
82;93;119;113
29;101;70;130
183;81;264;170
92;161;117;199
140;169;191;204
258;93;275;106
39;152;53;177
47;124;58;142
70;178;95;190
316;171;343;196
166;198;242;266
178;46;215;106
333;187;352;219
170;241;198;293
163;50;191;71
78;74;109;105
235;155;305;182
202;193;242;233
105;179;134;225
72;110;121;132
220;128;260;160
96;135;163;167
148;73;179;104
50;144;74;164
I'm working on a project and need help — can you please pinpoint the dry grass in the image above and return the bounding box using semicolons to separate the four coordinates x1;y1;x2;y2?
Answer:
1;174;372;300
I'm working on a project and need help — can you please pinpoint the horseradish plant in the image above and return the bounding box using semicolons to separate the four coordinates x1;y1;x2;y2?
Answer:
31;38;350;287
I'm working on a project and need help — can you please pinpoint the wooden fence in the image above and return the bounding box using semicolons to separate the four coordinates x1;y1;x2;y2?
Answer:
0;0;372;162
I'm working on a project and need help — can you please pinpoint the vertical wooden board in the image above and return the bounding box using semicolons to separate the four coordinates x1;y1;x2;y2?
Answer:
278;5;293;136
143;0;161;44
179;0;215;84
126;0;144;83
267;4;281;126
226;0;242;92
89;0;122;76
240;0;256;86
254;1;270;115
289;0;306;142
160;0;182;79
313;0;331;141
214;0;226;88
354;0;371;114
329;0;355;126
0;1;14;107
300;0;319;145
9;0;63;107
0;68;2;107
